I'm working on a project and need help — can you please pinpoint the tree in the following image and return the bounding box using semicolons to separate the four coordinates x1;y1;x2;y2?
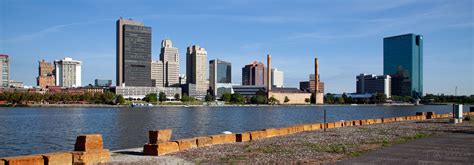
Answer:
101;91;116;104
251;95;267;104
174;93;180;101
181;94;196;102
205;94;215;102
116;95;125;104
284;96;290;104
222;93;232;102
324;94;335;104
143;93;158;103
373;93;387;104
305;98;310;103
268;96;279;105
231;93;246;104
159;92;167;102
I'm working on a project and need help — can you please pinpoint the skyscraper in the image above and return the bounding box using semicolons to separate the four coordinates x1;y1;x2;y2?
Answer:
271;68;284;88
383;33;423;98
242;61;266;86
37;59;56;88
151;60;164;87
356;74;391;98
160;39;180;87
0;55;9;87
116;17;152;87
209;59;231;96
54;57;82;87
186;45;208;97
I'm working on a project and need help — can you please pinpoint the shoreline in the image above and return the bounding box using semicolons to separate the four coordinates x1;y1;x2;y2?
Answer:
2;103;458;108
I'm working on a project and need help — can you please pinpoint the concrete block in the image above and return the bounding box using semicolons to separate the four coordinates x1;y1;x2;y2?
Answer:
310;123;322;130
42;152;72;165
149;129;172;144
195;136;212;147
325;122;335;129
344;121;352;127
174;138;197;151
302;124;312;131
276;128;289;136
223;134;236;143
210;134;235;144
74;134;104;152
426;112;436;119
264;128;278;137
236;133;251;142
3;155;44;165
360;120;368;125
0;159;4;165
143;142;179;156
71;149;110;165
250;131;267;140
365;119;374;125
395;117;405;121
374;119;382;124
293;125;305;133
333;121;343;128
352;120;360;126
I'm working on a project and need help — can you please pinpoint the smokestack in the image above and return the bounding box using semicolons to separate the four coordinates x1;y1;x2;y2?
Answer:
315;57;319;94
267;54;271;91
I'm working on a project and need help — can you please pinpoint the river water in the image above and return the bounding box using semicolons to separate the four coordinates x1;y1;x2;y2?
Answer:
0;105;469;157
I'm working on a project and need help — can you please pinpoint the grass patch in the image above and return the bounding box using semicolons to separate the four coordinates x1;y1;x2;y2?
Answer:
303;143;349;154
219;155;247;162
349;151;362;157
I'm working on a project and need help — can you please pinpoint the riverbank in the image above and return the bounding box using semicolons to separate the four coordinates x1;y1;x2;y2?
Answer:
107;116;474;164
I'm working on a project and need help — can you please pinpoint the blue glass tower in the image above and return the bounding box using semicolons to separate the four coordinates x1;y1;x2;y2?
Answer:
383;33;423;98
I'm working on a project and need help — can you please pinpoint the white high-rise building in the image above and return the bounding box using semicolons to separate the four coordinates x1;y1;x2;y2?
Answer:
271;68;284;88
54;57;82;87
356;74;391;98
160;39;180;87
151;60;164;87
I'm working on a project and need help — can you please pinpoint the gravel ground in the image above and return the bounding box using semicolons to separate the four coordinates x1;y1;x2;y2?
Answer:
106;118;473;164
172;118;474;164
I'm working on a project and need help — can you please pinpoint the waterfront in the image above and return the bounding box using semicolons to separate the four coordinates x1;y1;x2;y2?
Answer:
0;105;468;157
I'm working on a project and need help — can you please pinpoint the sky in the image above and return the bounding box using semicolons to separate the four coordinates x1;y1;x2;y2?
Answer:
0;0;473;95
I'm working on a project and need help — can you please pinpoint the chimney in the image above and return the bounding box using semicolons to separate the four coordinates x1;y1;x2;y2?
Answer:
265;54;271;92
315;57;319;94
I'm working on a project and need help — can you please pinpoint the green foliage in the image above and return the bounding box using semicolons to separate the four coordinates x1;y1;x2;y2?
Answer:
268;96;279;105
231;93;246;104
158;92;166;102
174;93;180;100
372;93;387;104
421;94;474;104
181;94;197;102
250;95;267;104
284;96;290;103
222;93;232;102
205;93;215;102
116;95;125;104
0;91;119;105
143;93;158;103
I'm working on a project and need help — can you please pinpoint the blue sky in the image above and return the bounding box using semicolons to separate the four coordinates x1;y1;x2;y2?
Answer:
0;0;473;95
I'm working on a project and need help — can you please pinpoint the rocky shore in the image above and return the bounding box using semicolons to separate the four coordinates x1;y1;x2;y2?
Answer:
107;116;473;164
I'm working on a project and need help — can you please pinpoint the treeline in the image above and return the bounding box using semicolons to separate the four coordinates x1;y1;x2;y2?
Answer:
324;93;388;104
422;94;474;104
0;91;124;105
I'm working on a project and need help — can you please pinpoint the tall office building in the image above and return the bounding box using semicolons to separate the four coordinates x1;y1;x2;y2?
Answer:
0;55;9;87
209;59;232;96
356;74;391;98
242;61;266;86
159;39;180;87
271;68;284;88
151;60;164;87
116;17;152;87
54;57;82;87
95;79;112;87
383;33;423;98
186;45;208;97
37;59;56;88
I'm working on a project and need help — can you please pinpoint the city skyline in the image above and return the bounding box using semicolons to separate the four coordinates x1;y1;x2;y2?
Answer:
1;0;473;95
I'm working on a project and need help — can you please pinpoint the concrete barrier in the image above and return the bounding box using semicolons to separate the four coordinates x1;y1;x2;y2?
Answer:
250;130;267;140
210;134;235;145
334;121;343;128
71;149;110;164
2;155;44;165
374;119;382;124
73;134;110;164
74;134;104;152
360;120;368;125
236;133;251;142
426;112;436;119
264;128;279;138
395;117;405;121
149;129;172;144
326;122;335;129
42;152;72;165
196;136;212;147
344;121;352;127
175;138;198;151
302;124;312;131
276;128;289;136
310;123;322;130
352;120;360;126
0;159;4;165
143;142;179;156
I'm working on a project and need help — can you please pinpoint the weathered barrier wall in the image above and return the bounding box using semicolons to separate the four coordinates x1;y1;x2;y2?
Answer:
2;111;473;164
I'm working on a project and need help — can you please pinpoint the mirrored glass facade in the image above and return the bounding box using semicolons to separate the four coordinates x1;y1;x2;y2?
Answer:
383;33;423;98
